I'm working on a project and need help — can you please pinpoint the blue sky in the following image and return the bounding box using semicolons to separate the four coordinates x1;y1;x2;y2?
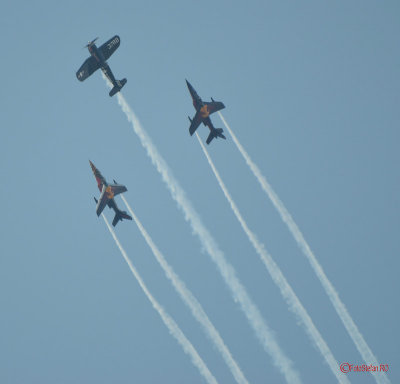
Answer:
1;1;398;383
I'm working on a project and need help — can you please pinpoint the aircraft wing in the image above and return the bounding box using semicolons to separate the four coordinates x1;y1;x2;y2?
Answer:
110;184;127;197
76;56;101;82
96;185;109;216
203;101;225;115
90;161;106;192
99;35;120;61
189;111;203;136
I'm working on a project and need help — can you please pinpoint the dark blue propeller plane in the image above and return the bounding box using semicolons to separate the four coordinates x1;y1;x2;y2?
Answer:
186;80;226;145
76;36;127;97
89;161;132;227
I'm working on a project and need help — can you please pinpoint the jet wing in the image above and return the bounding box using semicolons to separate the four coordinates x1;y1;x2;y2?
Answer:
203;101;225;115
90;161;106;192
110;184;127;197
76;56;101;82
96;185;109;216
99;35;120;61
189;111;203;136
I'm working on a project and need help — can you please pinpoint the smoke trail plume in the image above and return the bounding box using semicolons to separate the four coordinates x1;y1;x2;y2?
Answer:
121;195;249;384
102;214;218;384
108;85;301;383
218;112;390;384
196;133;349;384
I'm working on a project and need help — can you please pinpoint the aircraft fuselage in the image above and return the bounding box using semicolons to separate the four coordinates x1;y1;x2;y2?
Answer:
96;179;123;215
187;81;215;130
77;36;127;97
186;79;226;144
86;41;120;90
88;44;106;65
89;160;132;226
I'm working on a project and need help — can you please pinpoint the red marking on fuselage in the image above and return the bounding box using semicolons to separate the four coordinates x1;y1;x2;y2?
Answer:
90;162;104;192
96;179;102;191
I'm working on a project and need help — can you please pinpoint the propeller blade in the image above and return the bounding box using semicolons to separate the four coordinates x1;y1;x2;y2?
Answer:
84;37;99;48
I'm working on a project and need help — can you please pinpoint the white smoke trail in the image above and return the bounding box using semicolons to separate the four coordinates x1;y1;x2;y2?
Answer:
218;112;390;384
102;214;218;384
110;87;301;383
121;195;249;384
196;133;350;384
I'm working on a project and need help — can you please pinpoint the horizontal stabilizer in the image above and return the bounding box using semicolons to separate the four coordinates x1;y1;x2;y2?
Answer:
112;210;132;227
206;132;214;145
206;128;226;145
109;78;127;97
120;212;132;220
215;128;226;139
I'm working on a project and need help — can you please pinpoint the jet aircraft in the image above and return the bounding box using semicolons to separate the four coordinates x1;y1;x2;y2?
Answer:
186;80;226;145
89;161;132;226
76;36;127;97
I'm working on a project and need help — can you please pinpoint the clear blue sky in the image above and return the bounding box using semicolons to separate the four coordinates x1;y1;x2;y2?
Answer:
1;1;398;383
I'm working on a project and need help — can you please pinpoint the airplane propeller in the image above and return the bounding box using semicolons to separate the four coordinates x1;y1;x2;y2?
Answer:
84;37;99;48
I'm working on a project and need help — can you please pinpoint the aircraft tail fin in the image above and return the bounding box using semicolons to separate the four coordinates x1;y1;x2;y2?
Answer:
109;78;127;97
206;128;226;145
112;209;132;227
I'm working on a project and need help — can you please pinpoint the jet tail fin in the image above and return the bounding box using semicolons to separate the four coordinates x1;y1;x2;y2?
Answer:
112;209;132;227
109;78;127;97
206;128;226;145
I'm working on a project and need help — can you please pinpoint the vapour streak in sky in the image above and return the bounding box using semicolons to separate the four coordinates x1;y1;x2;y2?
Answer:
102;214;218;384
114;90;302;384
121;195;249;384
196;133;350;384
218;112;390;384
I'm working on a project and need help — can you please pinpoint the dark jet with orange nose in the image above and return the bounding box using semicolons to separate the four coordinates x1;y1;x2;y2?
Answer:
89;161;132;226
186;80;226;145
